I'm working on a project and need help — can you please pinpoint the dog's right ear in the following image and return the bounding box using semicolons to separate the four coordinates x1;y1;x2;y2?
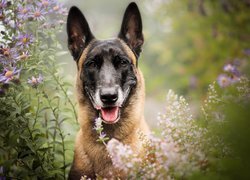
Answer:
67;6;94;61
118;2;144;59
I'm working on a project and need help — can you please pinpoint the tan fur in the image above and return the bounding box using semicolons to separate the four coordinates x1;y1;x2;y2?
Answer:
69;39;149;179
118;38;137;65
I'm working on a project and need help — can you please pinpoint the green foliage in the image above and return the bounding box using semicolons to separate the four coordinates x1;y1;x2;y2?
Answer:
142;0;250;98
0;1;78;179
194;78;250;180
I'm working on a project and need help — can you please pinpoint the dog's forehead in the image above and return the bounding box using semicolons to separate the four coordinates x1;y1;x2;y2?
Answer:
87;39;125;57
78;38;137;68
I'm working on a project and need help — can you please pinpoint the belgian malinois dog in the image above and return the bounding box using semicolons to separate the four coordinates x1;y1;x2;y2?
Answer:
67;2;149;179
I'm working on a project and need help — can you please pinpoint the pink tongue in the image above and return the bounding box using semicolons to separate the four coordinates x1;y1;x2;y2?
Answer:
100;107;119;123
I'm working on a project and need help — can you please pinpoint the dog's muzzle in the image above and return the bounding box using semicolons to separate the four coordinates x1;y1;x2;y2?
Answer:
85;86;123;124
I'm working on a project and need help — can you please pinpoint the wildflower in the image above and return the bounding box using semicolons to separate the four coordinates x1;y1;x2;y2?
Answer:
223;64;235;72
38;0;52;7
223;63;240;77
0;0;7;9
0;67;21;84
93;117;109;144
0;47;19;63
1;47;10;57
217;74;231;88
237;77;250;100
16;33;34;49
17;51;31;61
98;132;108;142
17;5;31;20
93;117;103;131
27;74;43;88
107;138;139;173
31;7;47;21
50;3;67;15
3;16;15;28
53;5;59;11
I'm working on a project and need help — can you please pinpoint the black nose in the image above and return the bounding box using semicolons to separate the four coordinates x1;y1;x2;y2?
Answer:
100;88;118;104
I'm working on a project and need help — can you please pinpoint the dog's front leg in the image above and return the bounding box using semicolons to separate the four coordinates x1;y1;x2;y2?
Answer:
68;131;95;180
68;147;95;179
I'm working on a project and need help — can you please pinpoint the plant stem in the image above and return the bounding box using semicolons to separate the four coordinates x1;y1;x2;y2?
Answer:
12;90;45;172
50;70;78;123
44;91;66;179
33;89;40;128
59;130;66;180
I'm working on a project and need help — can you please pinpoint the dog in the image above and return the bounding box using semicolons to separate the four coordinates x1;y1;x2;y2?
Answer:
67;2;149;179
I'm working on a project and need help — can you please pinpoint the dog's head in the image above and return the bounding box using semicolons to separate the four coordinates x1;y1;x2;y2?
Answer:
67;2;144;124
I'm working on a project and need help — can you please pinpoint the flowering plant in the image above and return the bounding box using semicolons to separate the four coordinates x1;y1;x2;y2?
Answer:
104;73;250;179
0;0;78;179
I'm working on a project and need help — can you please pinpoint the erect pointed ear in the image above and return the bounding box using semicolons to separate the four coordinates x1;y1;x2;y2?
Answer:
67;6;94;61
118;2;144;58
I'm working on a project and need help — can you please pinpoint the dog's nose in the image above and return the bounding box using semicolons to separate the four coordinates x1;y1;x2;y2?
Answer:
100;88;118;104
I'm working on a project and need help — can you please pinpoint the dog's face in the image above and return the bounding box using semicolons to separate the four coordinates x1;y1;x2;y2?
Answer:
67;3;143;124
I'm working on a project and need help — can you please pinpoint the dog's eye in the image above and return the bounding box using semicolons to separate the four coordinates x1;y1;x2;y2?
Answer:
114;56;129;68
85;61;97;68
120;59;128;65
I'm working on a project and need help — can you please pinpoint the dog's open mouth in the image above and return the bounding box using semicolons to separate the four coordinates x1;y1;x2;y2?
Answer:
99;106;120;124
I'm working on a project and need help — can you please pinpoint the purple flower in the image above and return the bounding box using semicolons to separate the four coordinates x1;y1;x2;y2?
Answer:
93;117;103;131
99;132;107;140
217;74;231;88
0;47;19;64
231;68;240;77
17;5;31;20
39;0;50;7
3;16;16;28
223;63;240;77
16;33;34;49
27;74;43;88
0;0;7;9
223;64;235;72
50;3;67;16
0;67;21;84
31;7;47;21
16;51;31;61
37;0;55;8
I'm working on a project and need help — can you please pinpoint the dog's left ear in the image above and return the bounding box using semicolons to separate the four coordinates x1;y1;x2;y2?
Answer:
118;2;144;58
67;6;94;61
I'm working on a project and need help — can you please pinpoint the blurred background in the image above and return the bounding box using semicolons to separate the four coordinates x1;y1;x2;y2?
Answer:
59;0;250;127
